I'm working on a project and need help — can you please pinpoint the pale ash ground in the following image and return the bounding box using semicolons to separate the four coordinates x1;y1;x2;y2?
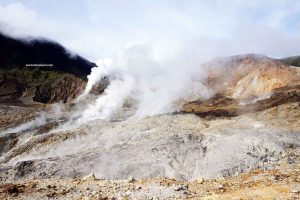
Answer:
0;101;299;199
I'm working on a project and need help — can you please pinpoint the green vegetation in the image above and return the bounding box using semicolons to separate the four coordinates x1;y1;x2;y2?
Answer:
0;66;67;86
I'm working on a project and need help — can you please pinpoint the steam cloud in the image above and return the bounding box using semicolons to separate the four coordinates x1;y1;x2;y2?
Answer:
75;43;214;123
1;113;46;135
83;58;112;96
2;1;299;125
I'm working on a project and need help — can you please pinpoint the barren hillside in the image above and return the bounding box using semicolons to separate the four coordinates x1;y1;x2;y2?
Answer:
0;53;300;199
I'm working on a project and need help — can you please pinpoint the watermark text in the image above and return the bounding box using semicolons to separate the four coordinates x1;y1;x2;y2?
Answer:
25;64;53;67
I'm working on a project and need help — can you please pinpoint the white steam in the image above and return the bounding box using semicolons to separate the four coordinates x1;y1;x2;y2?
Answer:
1;103;67;135
1;113;46;135
84;58;112;95
76;42;213;123
78;73;136;123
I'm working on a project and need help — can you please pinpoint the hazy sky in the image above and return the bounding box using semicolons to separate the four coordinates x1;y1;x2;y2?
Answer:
0;0;300;61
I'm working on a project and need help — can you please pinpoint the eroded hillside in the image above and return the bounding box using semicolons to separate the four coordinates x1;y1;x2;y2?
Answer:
0;32;102;105
0;54;299;199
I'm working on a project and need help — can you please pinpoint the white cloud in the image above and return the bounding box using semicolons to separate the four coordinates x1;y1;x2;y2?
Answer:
0;2;36;32
0;0;300;61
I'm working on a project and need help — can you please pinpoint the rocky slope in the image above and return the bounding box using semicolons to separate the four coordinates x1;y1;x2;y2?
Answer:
0;100;299;199
203;54;300;98
1;163;299;200
0;70;87;105
183;85;300;117
0;33;100;105
0;54;300;199
183;54;300;117
280;55;300;67
33;75;86;103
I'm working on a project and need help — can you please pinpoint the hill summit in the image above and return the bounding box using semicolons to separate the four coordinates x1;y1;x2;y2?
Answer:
0;32;95;78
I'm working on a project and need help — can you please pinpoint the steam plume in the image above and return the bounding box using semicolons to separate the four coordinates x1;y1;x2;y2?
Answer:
76;43;213;123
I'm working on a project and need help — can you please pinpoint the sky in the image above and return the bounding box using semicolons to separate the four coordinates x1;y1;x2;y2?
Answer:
0;0;300;62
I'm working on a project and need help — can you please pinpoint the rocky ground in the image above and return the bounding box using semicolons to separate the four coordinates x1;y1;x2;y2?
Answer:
183;85;300;117
0;163;299;199
0;100;299;199
0;54;300;199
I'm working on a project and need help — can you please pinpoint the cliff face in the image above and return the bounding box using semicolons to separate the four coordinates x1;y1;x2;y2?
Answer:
0;74;28;100
33;75;86;103
0;65;88;105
